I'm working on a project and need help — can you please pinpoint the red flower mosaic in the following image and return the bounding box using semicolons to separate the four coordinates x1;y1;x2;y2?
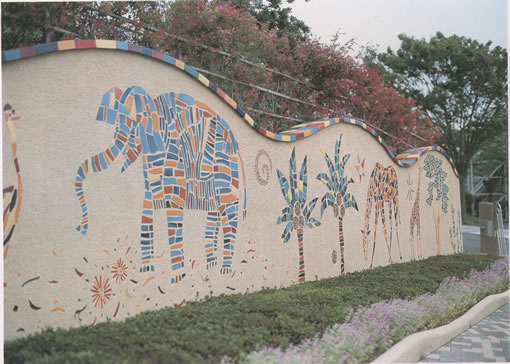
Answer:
91;275;112;308
111;258;128;283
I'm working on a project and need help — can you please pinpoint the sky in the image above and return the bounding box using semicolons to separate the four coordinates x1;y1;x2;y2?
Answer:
289;0;507;55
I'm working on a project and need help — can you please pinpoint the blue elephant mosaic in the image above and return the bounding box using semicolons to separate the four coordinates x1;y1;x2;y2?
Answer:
75;86;247;284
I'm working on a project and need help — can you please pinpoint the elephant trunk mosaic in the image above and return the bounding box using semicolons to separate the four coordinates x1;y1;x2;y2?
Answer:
2;40;461;338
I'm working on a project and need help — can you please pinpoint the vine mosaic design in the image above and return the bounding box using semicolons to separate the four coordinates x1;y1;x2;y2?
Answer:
316;133;358;275
75;86;247;283
361;163;402;268
3;104;23;259
424;154;450;254
276;147;320;283
424;154;449;213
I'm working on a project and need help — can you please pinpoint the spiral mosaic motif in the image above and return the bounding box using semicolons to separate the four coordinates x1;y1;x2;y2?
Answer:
254;149;272;186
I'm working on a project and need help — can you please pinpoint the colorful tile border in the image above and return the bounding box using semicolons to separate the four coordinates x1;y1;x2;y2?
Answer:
2;39;458;176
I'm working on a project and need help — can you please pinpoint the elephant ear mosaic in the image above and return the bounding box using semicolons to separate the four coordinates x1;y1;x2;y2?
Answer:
2;40;462;338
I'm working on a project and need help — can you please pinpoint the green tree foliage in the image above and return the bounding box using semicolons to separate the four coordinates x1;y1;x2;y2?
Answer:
366;32;508;213
473;132;508;177
225;0;311;45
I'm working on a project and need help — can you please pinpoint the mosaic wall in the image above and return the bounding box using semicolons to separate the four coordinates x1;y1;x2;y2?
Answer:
3;41;462;338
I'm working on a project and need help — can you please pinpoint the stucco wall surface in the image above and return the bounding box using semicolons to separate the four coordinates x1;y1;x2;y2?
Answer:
2;42;462;339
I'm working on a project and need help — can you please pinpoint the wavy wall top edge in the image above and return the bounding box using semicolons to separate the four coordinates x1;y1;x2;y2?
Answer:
2;39;459;176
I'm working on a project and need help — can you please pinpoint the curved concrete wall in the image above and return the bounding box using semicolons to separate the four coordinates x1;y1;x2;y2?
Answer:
2;40;462;338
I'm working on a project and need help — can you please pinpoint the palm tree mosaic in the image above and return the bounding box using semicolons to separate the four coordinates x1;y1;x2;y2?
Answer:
276;147;320;283
317;133;358;275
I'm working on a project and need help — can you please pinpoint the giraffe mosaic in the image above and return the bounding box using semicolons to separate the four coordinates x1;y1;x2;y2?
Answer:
75;86;247;284
3;104;23;259
361;163;402;268
409;166;422;260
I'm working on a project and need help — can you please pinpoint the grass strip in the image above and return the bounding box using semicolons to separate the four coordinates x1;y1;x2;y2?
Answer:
5;254;501;363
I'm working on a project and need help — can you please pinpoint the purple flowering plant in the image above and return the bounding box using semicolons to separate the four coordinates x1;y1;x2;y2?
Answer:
229;258;508;364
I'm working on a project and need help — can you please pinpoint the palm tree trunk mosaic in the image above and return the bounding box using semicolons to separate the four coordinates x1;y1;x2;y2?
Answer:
317;133;358;275
338;215;346;274
297;227;305;282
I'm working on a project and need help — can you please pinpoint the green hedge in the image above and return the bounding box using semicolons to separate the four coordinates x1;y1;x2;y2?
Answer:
5;254;501;363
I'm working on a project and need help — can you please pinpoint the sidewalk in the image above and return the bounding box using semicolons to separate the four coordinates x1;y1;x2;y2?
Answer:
418;226;510;362
419;303;510;362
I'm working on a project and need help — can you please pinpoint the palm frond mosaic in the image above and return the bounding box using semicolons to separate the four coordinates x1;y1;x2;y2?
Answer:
276;147;320;283
316;133;358;274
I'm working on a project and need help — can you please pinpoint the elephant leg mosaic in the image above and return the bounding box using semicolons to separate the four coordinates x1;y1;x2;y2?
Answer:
219;202;238;274
139;152;166;272
167;208;185;283
140;211;155;273
204;210;220;268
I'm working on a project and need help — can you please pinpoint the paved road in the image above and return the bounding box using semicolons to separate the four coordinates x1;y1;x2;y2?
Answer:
462;225;508;255
419;304;510;362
